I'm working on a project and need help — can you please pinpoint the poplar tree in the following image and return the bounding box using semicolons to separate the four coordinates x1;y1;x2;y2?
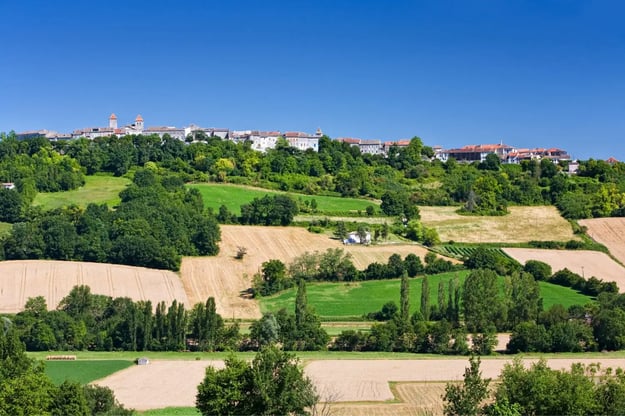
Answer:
400;272;410;324
421;275;430;321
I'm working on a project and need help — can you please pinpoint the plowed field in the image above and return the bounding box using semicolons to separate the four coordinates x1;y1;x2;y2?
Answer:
502;248;625;289
579;217;625;265
180;225;445;319
0;260;188;313
95;358;625;413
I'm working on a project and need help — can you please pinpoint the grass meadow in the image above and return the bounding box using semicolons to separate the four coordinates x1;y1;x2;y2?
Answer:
0;221;11;235
32;175;131;210
187;183;379;215
44;359;133;385
260;272;594;319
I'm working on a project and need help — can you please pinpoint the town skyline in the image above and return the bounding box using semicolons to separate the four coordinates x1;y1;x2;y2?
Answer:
2;1;624;161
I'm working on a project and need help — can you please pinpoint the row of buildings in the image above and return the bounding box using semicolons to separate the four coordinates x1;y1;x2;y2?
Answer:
17;113;577;164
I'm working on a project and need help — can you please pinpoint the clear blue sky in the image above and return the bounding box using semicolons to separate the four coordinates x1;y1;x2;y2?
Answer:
1;0;624;160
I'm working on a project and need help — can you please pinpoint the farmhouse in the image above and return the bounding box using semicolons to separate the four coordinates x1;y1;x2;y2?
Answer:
343;231;371;245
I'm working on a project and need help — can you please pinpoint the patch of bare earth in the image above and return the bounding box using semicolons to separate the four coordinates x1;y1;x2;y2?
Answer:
0;260;187;313
180;225;447;319
95;358;625;413
502;248;625;288
579;218;625;265
420;206;577;244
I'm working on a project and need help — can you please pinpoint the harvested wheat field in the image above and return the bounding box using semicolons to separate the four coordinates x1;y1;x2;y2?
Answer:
420;206;577;243
502;248;625;288
180;225;443;319
0;260;188;313
579;217;625;265
94;358;625;412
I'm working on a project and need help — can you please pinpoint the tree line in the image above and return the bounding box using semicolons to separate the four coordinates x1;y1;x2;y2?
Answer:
444;356;625;416
4;132;625;222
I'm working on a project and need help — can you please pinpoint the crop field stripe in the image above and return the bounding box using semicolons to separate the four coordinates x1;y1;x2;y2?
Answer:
45;360;134;385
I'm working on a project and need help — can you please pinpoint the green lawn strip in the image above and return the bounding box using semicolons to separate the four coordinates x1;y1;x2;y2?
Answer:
537;281;594;309
260;272;593;319
44;359;133;385
0;221;11;235
187;183;378;215
138;407;200;416
32;174;131;210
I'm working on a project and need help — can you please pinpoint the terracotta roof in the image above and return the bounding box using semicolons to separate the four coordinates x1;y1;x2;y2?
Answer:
135;114;143;122
337;137;361;144
607;157;619;163
109;113;117;119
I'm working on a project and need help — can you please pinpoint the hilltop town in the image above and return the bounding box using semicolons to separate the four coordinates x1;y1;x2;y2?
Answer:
15;113;577;165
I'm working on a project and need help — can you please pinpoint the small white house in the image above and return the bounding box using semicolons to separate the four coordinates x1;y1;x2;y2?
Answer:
343;231;371;245
1;183;15;190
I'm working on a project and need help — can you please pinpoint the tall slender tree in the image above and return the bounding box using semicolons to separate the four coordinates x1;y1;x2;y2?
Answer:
421;275;430;321
400;272;410;324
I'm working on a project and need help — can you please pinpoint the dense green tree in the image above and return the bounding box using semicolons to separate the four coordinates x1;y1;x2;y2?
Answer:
507;272;542;327
443;356;490;416
196;346;318;416
0;188;22;222
523;260;552;281
400;272;410;325
463;269;507;332
404;253;423;277
421;275;430;321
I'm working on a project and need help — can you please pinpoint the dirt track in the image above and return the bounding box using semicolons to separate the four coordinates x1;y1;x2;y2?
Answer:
180;225;442;319
94;357;625;412
0;260;188;313
503;248;625;288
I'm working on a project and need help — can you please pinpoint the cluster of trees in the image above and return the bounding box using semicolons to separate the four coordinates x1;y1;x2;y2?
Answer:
0;325;131;415
0;138;85;222
0;168;221;270
444;356;625;416
8;282;324;354
508;290;625;353
248;280;329;351
216;194;299;226
12;286;237;352
196;346;319;416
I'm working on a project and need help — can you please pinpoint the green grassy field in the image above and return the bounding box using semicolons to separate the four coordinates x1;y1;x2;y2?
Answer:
187;183;378;215
0;221;11;235
32;175;131;210
260;272;594;319
44;359;133;385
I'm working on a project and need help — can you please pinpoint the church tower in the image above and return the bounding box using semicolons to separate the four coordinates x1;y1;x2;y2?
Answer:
135;114;144;131
109;113;117;129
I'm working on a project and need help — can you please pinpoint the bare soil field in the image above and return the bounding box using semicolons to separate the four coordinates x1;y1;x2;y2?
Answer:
502;248;625;288
579;217;625;265
180;225;443;319
420;206;577;243
95;358;625;412
0;260;188;313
